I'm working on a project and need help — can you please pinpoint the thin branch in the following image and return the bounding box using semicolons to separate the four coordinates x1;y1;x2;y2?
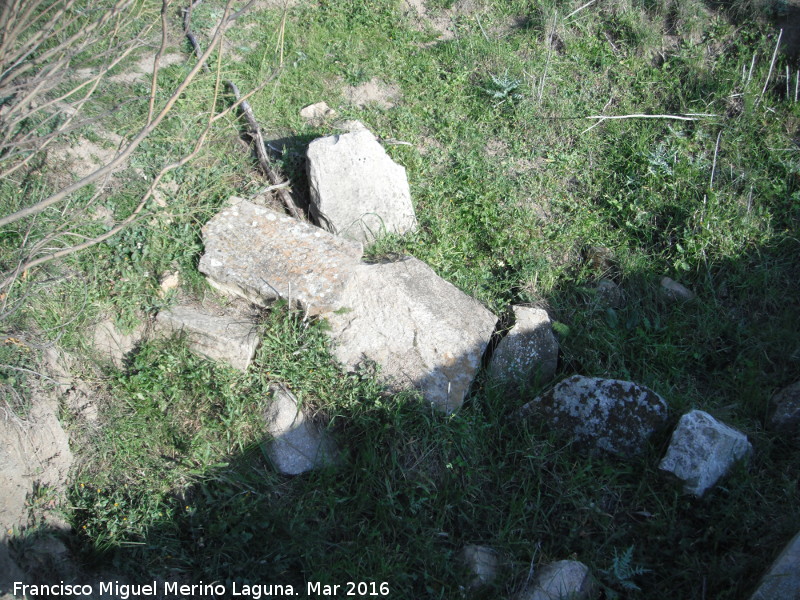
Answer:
585;113;715;121
565;0;596;21
710;130;722;190
757;28;782;107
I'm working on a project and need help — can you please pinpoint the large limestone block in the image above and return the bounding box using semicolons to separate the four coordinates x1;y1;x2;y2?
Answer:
199;199;363;316
520;376;668;457
155;303;259;371
489;306;559;392
263;386;338;475
515;560;597;600
659;410;752;496
749;529;800;600
323;257;498;413
307;124;417;244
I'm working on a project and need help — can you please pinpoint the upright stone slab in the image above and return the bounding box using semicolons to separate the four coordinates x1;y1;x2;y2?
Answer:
199;199;363;315
659;410;752;497
263;386;338;475
307;123;417;245
489;306;559;392
749;529;800;600
520;376;668;457
323;257;498;413
155;303;259;371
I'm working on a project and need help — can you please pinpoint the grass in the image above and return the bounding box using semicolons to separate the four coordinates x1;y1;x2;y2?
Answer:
1;0;799;597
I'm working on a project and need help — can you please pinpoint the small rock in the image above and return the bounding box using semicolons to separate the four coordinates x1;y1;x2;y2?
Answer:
520;376;668;457
155;303;260;371
585;247;614;274
300;101;336;125
595;279;624;309
92;318;145;368
263;386;338;475
768;381;800;443
659;410;752;497
306;122;417;245
515;560;596;600
489;306;559;393
749;529;800;600
461;545;498;588
660;276;695;302
158;271;180;295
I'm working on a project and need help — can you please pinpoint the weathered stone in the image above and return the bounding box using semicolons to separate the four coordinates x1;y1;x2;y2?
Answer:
515;560;596;600
660;276;695;301
300;101;336;125
306;124;416;244
461;545;499;588
263;386;338;475
768;381;800;443
199;199;363;316
158;271;180;296
489;306;558;393
155;303;260;371
659;410;752;497
520;376;669;457
92;318;145;368
749;529;800;600
595;279;624;309
323;257;498;413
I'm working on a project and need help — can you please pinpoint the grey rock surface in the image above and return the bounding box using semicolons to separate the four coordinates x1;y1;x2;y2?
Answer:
263;386;338;475
300;101;336;125
768;381;800;443
199;199;363;315
749;529;800;600
515;560;596;600
155;303;260;371
307;124;416;244
659;410;752;497
323;257;498;413
461;545;499;588
489;306;558;392
660;276;695;301
595;278;624;308
520;376;668;457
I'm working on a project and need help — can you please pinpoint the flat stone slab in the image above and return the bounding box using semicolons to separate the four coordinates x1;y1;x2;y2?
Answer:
263;386;338;475
323;257;498;413
199;199;363;316
515;560;596;600
155;303;260;371
749;529;800;600
659;410;752;496
307;123;417;244
520;375;669;457
489;306;559;392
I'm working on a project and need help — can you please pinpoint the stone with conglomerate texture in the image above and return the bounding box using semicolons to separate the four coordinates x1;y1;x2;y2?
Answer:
322;257;498;413
155;303;259;371
659;410;752;497
264;386;338;475
461;545;499;588
515;560;597;600
489;306;558;392
749;529;800;600
307;124;416;244
768;381;800;444
199;199;363;315
520;376;668;457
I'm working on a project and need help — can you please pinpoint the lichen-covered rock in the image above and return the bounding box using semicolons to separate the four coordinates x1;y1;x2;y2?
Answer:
323;257;498;413
461;545;499;589
489;306;559;393
199;199;363;316
263;386;338;475
515;560;597;600
659;410;752;497
306;123;416;244
520;376;668;457
768;381;800;444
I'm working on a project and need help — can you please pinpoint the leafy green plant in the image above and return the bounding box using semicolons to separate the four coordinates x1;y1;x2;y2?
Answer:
599;546;652;598
481;70;523;104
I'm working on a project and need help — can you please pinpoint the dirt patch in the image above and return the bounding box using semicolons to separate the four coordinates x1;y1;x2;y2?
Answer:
109;51;186;84
402;0;481;42
48;132;125;180
343;78;402;109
